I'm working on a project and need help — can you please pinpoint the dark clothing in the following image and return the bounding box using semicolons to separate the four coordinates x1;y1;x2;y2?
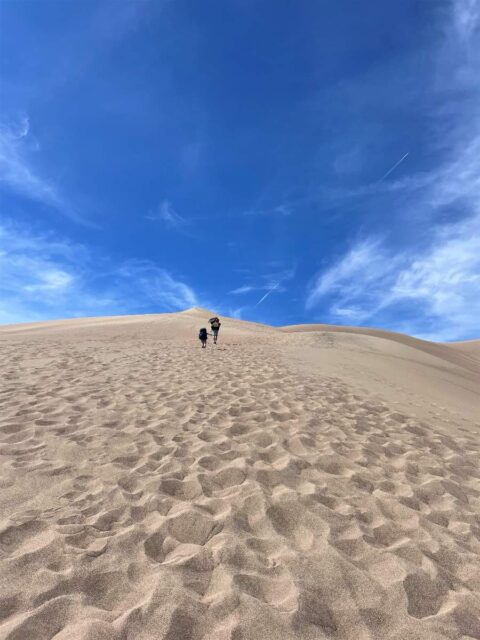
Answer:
207;318;220;344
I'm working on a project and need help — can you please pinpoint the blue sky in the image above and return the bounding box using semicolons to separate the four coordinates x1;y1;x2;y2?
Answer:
1;0;479;340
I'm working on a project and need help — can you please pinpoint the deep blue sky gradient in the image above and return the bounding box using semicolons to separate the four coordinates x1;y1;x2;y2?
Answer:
1;0;479;339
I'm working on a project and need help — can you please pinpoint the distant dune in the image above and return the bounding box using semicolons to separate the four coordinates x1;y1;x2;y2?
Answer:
0;308;479;639
280;322;480;424
447;338;480;359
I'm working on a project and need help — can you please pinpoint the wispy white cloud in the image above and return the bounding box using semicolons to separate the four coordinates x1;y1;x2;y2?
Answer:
388;215;480;336
229;266;295;300
229;285;256;295
0;117;91;225
147;199;188;229
229;306;246;320
0;118;59;207
0;219;200;324
13;116;30;139
306;238;390;312
321;130;479;209
453;0;480;40
115;259;198;309
0;221;82;323
307;212;480;339
308;120;480;337
307;0;480;341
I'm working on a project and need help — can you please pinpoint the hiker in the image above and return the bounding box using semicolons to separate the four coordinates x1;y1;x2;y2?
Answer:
199;327;208;348
209;316;221;344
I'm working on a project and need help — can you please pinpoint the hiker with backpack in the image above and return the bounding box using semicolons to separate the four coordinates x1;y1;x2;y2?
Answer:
209;317;221;344
199;327;208;348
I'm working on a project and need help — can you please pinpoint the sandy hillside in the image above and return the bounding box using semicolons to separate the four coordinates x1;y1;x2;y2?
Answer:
0;308;479;640
447;339;480;360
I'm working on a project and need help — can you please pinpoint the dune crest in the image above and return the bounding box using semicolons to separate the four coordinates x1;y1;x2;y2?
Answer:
0;311;479;639
179;306;218;319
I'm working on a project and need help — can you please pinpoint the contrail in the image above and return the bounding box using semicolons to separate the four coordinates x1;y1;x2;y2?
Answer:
256;281;279;306
378;152;409;183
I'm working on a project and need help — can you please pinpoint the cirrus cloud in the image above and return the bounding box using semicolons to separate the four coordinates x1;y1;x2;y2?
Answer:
0;218;201;324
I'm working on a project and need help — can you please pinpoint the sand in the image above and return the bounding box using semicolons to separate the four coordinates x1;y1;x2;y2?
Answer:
0;307;479;640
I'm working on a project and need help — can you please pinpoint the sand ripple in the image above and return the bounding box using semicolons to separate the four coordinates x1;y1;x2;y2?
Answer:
0;317;479;639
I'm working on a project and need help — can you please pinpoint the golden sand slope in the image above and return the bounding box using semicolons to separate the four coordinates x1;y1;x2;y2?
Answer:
0;309;479;640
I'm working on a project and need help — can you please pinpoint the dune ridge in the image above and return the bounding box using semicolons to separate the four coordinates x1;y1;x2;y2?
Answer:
0;309;479;639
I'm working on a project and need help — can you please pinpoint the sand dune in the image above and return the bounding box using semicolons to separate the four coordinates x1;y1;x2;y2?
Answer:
280;324;480;425
447;339;480;361
0;308;479;639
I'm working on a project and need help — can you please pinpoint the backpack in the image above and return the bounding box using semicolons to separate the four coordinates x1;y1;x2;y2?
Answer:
210;317;220;329
199;328;207;339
